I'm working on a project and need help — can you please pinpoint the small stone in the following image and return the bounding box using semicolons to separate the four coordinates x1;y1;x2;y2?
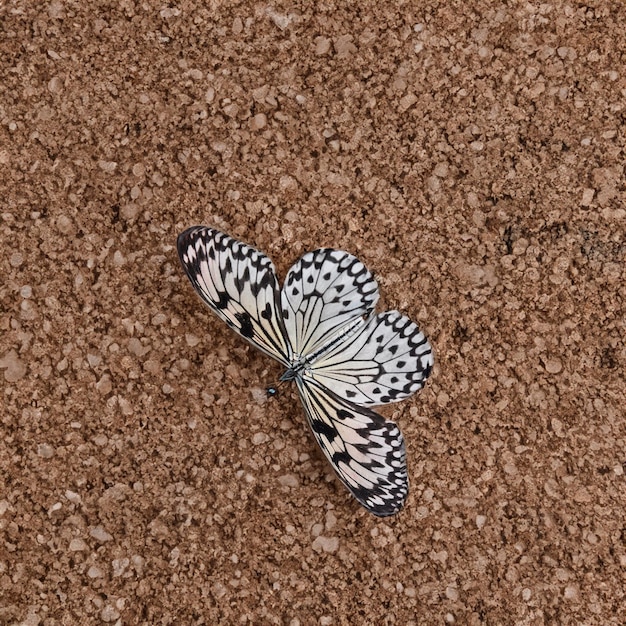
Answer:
573;488;592;503
325;511;337;531
118;396;133;416
475;515;486;529
433;162;449;177
185;333;201;347
151;313;167;326
94;434;108;446
48;76;63;93
315;36;331;55
128;337;150;357
96;374;112;395
187;68;203;81
48;1;65;19
398;93;417;113
48;502;63;519
65;490;81;504
334;34;357;57
98;160;117;173
232;16;243;34
278;474;299;488
222;103;239;118
9;252;24;267
112;557;130;577
544;358;562;374
121;203;139;220
69;537;89;551
37;443;55;459
0;350;27;382
212;581;227;599
90;526;113;542
445;585;459;601
250;113;267;130
252;432;268;445
100;605;120;622
88;565;104;578
20;285;32;298
581;188;595;206
312;535;339;553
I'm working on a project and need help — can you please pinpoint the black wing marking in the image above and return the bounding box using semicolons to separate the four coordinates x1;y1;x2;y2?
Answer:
177;226;291;365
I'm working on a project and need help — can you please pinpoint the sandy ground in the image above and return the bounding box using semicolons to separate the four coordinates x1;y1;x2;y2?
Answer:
1;2;625;624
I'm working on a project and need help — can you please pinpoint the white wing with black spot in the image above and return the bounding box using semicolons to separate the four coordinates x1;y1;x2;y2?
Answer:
177;226;292;366
306;311;434;406
281;249;379;359
295;378;408;517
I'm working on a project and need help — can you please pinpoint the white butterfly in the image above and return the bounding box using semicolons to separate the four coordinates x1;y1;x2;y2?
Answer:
177;226;433;516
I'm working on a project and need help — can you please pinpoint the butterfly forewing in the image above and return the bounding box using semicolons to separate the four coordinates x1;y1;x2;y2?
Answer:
281;249;379;358
177;226;291;366
295;378;409;517
306;311;434;406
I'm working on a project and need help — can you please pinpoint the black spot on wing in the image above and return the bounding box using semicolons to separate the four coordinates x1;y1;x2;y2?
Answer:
235;312;253;338
261;302;273;320
331;450;352;466
311;419;338;442
215;291;229;309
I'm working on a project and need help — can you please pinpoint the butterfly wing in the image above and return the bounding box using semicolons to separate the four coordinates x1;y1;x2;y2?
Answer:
281;249;379;359
295;378;408;517
177;226;291;366
306;311;433;406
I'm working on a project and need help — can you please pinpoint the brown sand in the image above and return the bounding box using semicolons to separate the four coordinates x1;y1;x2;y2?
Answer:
1;2;625;624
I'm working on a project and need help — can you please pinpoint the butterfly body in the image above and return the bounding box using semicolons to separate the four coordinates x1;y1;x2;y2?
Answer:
177;226;433;517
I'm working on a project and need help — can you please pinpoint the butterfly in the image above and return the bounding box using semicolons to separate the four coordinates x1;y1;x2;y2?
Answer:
177;226;433;517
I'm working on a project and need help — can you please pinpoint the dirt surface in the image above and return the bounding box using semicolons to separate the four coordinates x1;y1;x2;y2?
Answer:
1;2;625;624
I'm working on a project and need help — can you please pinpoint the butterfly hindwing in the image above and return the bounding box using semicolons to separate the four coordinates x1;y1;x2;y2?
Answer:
295;378;408;517
281;249;379;359
177;226;291;365
306;311;434;406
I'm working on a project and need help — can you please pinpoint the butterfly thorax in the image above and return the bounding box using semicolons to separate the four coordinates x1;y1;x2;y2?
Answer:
280;316;368;382
279;356;310;382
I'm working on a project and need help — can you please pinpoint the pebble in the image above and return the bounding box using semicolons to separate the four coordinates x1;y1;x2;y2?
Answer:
100;605;120;622
96;374;112;395
315;36;331;56
250;113;267;131
252;432;268;445
90;526;113;542
544;358;563;374
69;538;88;551
88;565;104;578
312;535;339;553
37;443;55;458
0;350;27;382
278;474;299;488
